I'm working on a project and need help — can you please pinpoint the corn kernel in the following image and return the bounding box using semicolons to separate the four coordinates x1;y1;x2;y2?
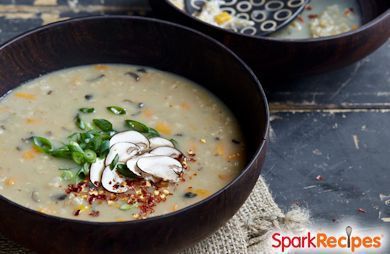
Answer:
214;12;232;25
5;178;15;186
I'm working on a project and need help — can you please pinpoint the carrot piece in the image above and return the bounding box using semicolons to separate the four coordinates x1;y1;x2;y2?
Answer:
5;178;15;186
22;147;40;159
215;144;225;156
180;102;191;110
172;204;179;212
218;174;233;181
143;108;153;118
155;122;172;135
95;64;109;71
25;118;42;124
15;92;36;100
226;152;241;161
193;189;211;198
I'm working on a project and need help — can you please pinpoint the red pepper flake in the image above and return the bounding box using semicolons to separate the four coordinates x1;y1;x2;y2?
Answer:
66;183;84;194
88;195;96;204
308;14;318;19
315;175;324;181
63;175;177;218
297;16;304;23
188;157;196;162
304;5;312;11
357;208;366;213
89;210;100;217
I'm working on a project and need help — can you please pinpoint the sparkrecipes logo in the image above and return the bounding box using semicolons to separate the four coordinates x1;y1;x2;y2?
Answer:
271;225;385;252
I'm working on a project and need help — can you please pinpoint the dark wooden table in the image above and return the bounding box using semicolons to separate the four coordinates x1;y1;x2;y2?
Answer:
0;0;388;232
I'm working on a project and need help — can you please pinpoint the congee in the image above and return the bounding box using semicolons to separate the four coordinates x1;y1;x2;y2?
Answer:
170;0;361;39
0;64;245;222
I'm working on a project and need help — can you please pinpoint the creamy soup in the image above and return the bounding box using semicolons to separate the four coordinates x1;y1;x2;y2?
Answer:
0;64;245;222
272;0;361;39
170;0;361;39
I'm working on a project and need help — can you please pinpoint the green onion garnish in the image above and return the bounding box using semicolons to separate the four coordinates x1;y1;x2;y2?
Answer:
110;154;119;170
125;119;149;132
93;119;113;131
117;164;137;178
61;170;75;181
72;151;85;165
79;107;95;113
76;163;90;180
32;136;52;153
75;114;86;130
107;106;126;115
84;149;97;163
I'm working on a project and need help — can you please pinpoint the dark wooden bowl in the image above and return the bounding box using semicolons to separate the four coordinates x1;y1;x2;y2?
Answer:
149;0;390;80
0;16;269;254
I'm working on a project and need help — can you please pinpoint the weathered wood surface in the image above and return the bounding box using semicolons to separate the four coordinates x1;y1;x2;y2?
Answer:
0;0;388;229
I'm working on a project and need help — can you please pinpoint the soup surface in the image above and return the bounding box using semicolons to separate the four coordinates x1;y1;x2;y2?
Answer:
272;0;361;39
170;0;361;39
0;64;245;222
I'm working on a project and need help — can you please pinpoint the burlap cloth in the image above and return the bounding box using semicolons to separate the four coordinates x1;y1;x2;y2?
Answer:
0;177;309;254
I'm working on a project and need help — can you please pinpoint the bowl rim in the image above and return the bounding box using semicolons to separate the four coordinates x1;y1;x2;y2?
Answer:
0;15;270;226
163;0;390;42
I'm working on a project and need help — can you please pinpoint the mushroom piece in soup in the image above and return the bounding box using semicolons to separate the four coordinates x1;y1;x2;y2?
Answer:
0;64;246;222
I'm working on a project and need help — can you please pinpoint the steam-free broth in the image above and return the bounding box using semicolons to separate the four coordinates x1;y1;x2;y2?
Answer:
0;64;245;222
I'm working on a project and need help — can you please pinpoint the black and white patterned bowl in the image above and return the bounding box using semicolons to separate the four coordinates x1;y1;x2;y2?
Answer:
150;0;390;80
185;0;308;36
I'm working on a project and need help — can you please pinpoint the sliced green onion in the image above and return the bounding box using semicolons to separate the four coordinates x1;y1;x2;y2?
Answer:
76;163;90;180
110;154;119;170
99;140;110;157
84;149;97;163
51;146;71;159
68;133;81;142
100;131;114;140
68;141;84;153
61;170;75;181
93;119;113;131
91;137;102;151
125;119;149;133
32;136;52;153
116;164;137;178
79;107;95;113
170;138;178;147
72;151;85;165
75;114;86;130
107;106;126;115
119;202;138;211
146;128;160;138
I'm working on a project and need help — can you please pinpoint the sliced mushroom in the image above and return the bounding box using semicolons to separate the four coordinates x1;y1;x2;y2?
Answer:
150;147;182;159
137;156;183;182
109;131;149;150
89;158;105;187
149;137;174;149
105;142;139;166
126;153;154;176
101;166;128;193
